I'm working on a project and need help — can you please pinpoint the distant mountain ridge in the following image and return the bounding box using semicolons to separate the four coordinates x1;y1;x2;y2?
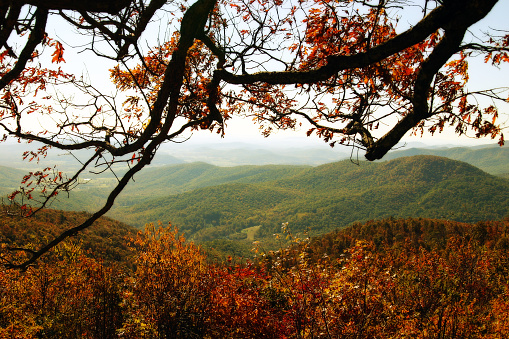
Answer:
1;154;508;248
3;139;506;172
106;155;509;244
385;144;509;175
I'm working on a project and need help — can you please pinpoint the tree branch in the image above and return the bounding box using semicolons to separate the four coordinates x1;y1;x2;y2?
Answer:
0;8;48;91
217;0;497;86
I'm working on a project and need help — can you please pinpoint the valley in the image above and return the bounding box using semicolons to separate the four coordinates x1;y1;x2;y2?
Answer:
1;143;508;254
1;144;509;338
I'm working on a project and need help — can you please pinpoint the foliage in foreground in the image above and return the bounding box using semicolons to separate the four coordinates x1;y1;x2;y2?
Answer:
1;218;509;338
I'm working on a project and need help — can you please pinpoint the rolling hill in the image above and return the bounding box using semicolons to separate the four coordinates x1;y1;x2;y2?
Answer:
2;153;508;249
385;143;509;176
0;162;311;211
115;162;311;206
0;165;26;194
107;156;509;244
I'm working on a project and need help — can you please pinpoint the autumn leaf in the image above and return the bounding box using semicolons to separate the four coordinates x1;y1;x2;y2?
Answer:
51;41;65;63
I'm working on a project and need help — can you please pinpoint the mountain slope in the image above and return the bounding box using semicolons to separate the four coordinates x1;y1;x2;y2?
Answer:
385;144;509;175
117;162;310;204
109;182;300;241
112;156;509;243
0;166;26;193
0;208;137;264
46;162;310;210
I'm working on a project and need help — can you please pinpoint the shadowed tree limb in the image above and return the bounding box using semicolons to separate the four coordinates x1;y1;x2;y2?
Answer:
4;0;219;269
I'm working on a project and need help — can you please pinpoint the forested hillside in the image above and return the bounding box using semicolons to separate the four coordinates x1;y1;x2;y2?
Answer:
0;207;136;264
115;162;310;206
2;145;508;213
109;156;509;244
385;144;509;175
306;217;509;260
1;0;508;335
4;163;311;212
2;155;508;249
0;166;26;194
2;215;509;338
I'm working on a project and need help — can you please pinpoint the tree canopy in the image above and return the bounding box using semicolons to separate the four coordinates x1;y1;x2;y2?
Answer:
0;0;508;268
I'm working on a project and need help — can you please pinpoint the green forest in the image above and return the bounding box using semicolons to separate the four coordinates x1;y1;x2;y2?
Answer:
4;154;509;256
2;153;509;257
107;156;509;246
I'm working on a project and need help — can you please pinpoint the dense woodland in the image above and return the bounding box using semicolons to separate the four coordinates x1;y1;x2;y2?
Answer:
4;154;509;256
107;156;509;244
1;0;508;270
2;154;509;257
1;211;509;338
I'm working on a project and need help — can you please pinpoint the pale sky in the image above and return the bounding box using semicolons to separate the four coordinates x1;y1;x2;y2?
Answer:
14;0;509;150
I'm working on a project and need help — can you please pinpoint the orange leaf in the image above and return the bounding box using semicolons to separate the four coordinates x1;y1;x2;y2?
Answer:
51;41;65;63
